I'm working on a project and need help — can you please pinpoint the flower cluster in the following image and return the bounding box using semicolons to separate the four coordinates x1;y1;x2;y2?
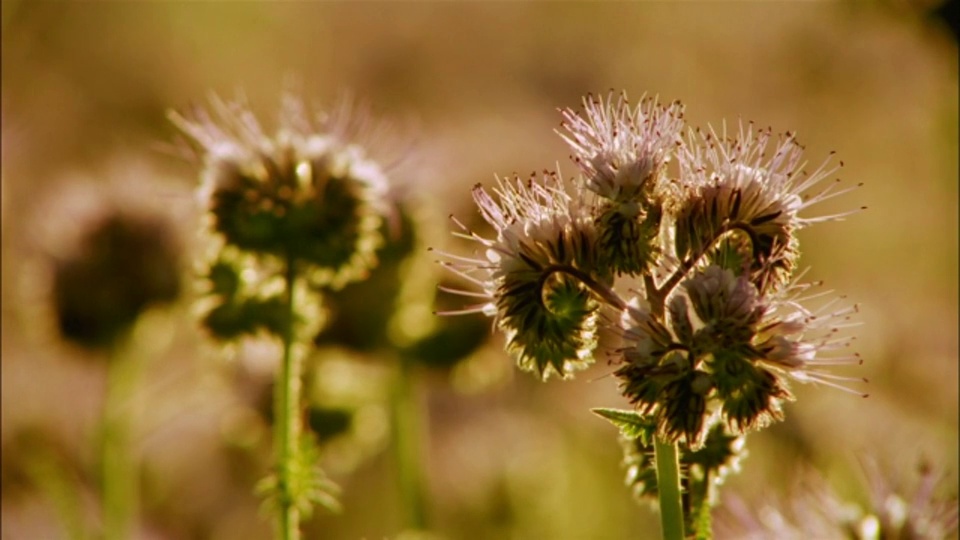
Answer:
26;165;184;352
438;91;864;447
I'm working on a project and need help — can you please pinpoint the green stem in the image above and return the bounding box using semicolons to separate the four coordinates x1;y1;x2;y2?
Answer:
654;436;685;540
391;355;428;531
275;257;302;540
653;222;742;303
688;471;712;539
102;341;139;540
27;451;89;540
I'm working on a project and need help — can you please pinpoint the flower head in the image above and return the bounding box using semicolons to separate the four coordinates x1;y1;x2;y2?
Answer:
558;91;685;202
715;458;959;540
436;171;606;380
170;92;390;290
614;265;863;445
675;122;862;293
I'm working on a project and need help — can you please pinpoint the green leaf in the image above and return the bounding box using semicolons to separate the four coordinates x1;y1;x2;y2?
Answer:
591;408;654;443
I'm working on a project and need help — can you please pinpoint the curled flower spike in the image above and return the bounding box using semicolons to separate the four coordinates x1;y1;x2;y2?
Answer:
170;92;390;290
675;122;862;294
558;91;685;202
615;266;862;444
435;170;616;380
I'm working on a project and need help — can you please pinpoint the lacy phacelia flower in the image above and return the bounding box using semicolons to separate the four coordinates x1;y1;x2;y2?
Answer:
558;91;684;203
23;161;186;352
615;266;863;445
170;93;390;290
675;122;861;294
436;171;608;380
558;92;684;277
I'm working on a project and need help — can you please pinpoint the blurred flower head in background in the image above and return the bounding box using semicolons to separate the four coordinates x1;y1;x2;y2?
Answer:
20;157;187;354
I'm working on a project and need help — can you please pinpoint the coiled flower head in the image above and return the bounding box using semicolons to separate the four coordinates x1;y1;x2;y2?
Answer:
22;160;185;353
675;122;861;294
436;171;607;380
715;458;959;540
615;265;863;446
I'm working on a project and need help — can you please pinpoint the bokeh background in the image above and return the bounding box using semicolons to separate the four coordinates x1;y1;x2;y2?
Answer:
2;2;957;539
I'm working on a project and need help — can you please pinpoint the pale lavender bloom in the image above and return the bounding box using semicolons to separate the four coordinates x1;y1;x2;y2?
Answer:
677;121;861;228
558;92;685;202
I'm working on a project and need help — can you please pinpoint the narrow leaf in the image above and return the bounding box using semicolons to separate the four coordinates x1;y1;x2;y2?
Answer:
591;407;654;442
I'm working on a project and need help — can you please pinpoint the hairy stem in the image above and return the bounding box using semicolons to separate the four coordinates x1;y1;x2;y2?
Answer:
654;436;686;540
391;354;428;531
275;257;302;540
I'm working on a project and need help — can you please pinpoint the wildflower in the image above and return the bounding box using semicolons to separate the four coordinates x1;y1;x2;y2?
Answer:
558;92;684;277
53;213;182;349
675;122;861;293
615;265;863;445
436;171;610;380
558;91;684;203
169;92;390;292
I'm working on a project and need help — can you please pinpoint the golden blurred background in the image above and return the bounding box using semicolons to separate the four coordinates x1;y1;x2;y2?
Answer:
2;2;957;539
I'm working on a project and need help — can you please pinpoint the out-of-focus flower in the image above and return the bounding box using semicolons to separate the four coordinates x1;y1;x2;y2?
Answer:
714;458;959;540
170;92;402;346
170;92;390;292
23;158;185;352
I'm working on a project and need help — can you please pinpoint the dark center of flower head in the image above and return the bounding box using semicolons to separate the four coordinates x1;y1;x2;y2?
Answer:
210;151;383;281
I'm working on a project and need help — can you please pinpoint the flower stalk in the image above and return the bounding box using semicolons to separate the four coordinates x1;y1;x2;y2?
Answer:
101;340;139;540
391;354;428;531
654;436;685;540
171;92;401;537
275;255;303;540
